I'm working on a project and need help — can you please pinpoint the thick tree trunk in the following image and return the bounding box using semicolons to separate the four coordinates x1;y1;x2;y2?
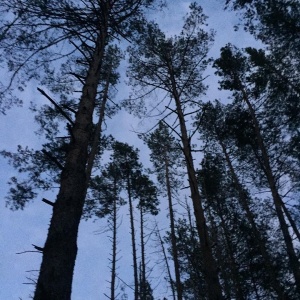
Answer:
34;35;106;300
164;155;183;300
168;67;223;299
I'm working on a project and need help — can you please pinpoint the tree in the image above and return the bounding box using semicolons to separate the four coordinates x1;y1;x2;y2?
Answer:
0;1;157;299
135;173;159;300
226;0;300;60
88;160;126;300
142;121;184;300
223;0;300;248
154;222;176;300
107;141;158;300
225;0;300;156
127;4;224;298
108;141;142;300
197;101;291;297
214;44;300;295
168;207;205;299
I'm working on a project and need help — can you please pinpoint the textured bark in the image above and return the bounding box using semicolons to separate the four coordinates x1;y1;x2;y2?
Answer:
34;34;106;300
167;65;223;299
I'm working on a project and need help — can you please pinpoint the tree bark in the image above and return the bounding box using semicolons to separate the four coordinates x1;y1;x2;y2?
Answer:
34;34;106;300
168;65;223;299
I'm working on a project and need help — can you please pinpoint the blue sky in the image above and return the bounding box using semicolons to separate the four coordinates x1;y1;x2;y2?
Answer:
0;1;259;299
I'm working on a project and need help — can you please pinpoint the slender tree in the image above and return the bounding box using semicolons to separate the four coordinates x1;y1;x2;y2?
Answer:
134;173;159;300
109;141;142;300
142;121;184;300
154;223;176;300
127;4;223;298
214;44;300;294
89;161;126;300
197;101;291;297
226;0;300;176
109;141;159;300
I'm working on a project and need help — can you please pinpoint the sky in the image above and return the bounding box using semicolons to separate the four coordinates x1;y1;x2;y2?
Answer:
0;1;259;299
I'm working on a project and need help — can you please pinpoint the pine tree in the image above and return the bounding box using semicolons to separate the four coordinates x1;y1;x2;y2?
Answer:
142;121;184;300
197;101;291;297
88;160;126;300
214;44;300;295
0;1;157;299
127;4;223;298
134;173;159;300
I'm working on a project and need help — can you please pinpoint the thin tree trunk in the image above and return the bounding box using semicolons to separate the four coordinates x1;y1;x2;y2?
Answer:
280;197;300;243
219;138;289;299
127;177;139;300
155;223;176;300
110;179;118;300
140;208;146;300
185;202;205;299
216;205;245;300
34;33;106;300
164;155;183;300
206;208;231;298
168;66;223;299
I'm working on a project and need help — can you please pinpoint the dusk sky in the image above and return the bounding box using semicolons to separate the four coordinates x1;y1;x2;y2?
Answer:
0;1;259;299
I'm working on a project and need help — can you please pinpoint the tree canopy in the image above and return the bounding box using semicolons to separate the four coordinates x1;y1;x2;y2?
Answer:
1;1;300;299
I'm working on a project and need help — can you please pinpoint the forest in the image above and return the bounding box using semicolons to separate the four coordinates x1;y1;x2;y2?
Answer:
0;0;300;299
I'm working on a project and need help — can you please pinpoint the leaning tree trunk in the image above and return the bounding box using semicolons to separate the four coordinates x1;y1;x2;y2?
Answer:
34;33;106;300
214;200;245;300
241;87;300;294
168;66;223;299
218;138;289;298
155;223;176;300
